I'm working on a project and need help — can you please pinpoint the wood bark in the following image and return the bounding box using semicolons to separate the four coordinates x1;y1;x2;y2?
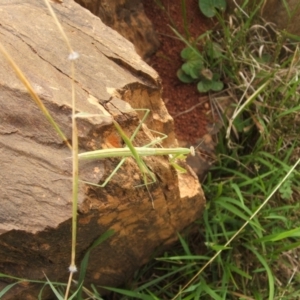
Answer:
0;0;205;299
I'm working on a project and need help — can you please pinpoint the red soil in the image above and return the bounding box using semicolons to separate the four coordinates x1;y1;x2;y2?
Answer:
142;0;214;144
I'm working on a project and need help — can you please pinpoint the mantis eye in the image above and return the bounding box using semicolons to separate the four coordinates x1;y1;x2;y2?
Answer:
190;146;195;156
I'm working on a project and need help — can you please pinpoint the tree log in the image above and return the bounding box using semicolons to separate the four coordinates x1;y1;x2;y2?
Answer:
0;0;205;299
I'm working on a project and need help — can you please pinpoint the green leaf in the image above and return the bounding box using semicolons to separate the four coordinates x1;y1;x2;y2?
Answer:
190;63;204;79
0;282;20;298
199;0;227;18
177;232;192;256
215;200;251;222
232;114;248;133
212;73;221;80
279;176;293;200
44;275;64;300
228;264;252;279
182;60;203;79
269;227;300;242
197;80;212;92
180;46;201;60
101;287;155;300
211;80;224;91
202;284;223;300
181;61;201;79
206;42;223;59
179;47;205;80
245;245;275;300
177;69;194;83
157;255;210;261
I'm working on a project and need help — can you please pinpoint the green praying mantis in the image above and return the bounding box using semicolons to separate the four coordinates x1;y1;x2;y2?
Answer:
76;109;195;208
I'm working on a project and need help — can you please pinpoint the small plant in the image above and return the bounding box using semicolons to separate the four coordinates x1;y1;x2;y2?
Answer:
199;0;227;18
176;0;227;93
177;40;224;92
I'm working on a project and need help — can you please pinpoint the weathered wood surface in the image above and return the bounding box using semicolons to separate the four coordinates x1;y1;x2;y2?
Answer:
0;0;205;299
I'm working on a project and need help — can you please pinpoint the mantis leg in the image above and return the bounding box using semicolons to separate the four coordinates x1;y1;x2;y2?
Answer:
80;109;160;190
78;109;194;207
80;157;127;188
130;109;169;147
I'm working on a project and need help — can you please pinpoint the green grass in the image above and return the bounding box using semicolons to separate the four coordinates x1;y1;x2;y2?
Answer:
108;1;300;299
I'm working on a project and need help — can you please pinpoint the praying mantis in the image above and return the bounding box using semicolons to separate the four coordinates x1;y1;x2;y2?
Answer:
76;108;195;208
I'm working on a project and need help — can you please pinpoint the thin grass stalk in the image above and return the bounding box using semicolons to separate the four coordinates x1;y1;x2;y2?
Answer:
42;1;79;298
43;0;74;54
71;60;79;271
65;60;79;300
282;45;299;95
180;0;189;40
169;26;206;61
225;79;270;143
